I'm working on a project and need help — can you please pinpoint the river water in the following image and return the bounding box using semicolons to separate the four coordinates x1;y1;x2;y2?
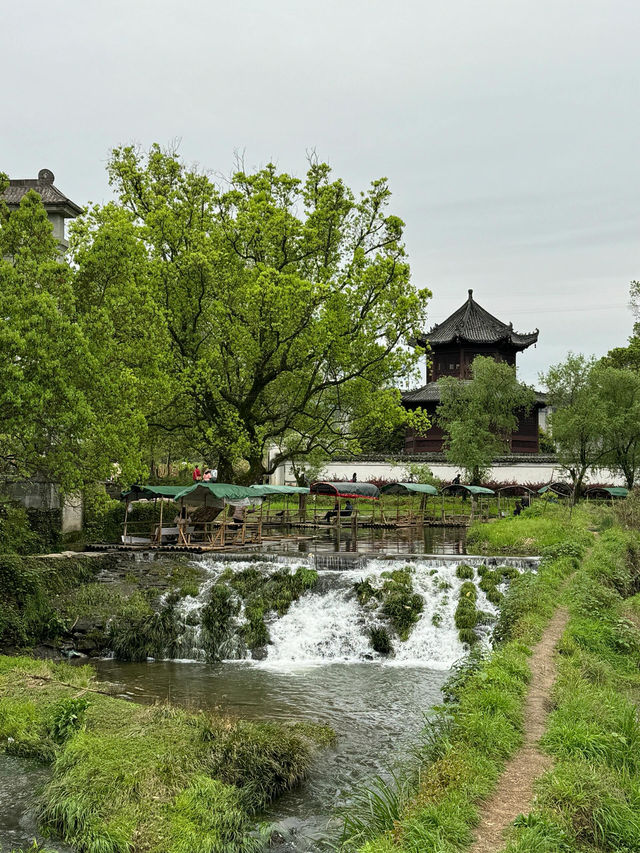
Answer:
0;544;537;852
92;659;448;850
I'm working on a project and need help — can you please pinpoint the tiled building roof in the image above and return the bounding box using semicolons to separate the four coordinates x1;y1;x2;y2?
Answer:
2;169;82;217
415;289;538;350
401;381;547;406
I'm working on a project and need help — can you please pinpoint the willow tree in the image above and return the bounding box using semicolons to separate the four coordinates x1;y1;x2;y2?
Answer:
438;357;535;483
87;146;429;482
541;354;607;500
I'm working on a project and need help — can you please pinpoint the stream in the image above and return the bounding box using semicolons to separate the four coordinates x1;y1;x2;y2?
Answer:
0;544;537;852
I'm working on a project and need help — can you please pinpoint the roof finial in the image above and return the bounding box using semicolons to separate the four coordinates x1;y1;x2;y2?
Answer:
38;168;55;185
468;288;473;300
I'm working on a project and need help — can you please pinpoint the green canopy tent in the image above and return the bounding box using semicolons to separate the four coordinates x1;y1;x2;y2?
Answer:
121;485;186;501
379;482;439;525
585;486;629;501
249;484;311;523
439;484;496;523
174;483;257;504
119;484;187;544
538;483;572;498
170;483;263;546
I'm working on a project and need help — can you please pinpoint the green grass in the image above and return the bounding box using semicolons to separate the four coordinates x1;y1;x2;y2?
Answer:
467;504;595;555
501;527;640;853
340;514;586;852
0;656;334;853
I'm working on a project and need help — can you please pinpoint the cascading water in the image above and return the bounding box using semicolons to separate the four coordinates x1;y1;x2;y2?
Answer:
171;554;534;668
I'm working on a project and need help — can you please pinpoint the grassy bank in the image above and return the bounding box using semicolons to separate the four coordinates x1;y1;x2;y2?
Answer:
500;527;640;852
340;508;593;852
467;502;598;555
0;656;334;853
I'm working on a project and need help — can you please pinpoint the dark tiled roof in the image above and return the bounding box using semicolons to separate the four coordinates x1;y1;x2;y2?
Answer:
2;169;82;217
402;381;547;405
416;290;538;350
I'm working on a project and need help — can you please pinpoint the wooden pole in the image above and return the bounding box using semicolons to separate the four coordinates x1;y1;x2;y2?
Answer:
123;500;129;542
157;499;164;544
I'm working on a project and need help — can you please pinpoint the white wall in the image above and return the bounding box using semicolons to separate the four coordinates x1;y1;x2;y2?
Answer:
274;459;625;486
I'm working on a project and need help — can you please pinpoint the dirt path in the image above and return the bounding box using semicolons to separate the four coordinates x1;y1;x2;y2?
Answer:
469;605;569;853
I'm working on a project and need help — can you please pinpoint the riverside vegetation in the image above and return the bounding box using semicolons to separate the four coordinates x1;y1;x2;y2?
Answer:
0;656;334;853
0;551;321;663
339;502;640;852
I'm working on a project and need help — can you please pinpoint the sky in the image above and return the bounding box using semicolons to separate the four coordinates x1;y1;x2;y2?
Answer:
3;0;638;385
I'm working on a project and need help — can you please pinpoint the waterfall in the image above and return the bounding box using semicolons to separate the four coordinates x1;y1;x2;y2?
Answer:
170;555;531;667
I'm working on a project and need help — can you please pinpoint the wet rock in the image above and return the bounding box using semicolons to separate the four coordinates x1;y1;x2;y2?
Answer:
250;646;268;661
75;635;98;653
269;830;287;846
73;617;106;634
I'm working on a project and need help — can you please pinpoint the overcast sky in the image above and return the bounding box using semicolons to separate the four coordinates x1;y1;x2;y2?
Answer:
3;0;638;385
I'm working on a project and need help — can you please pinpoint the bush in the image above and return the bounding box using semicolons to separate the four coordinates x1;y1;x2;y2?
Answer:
379;569;424;641
369;626;393;655
456;564;474;580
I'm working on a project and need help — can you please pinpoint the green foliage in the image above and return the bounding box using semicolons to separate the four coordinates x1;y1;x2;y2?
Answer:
0;656;332;853
455;564;474;580
164;776;264;853
354;579;383;606
109;599;181;662
540;354;640;495
380;569;424;641
201;584;241;661
48;697;90;745
369;627;393;655
400;464;440;488
0;554;98;649
0;188;149;493
82;146;431;482
499;528;640;853
437;356;535;483
468;505;594;555
0;501;45;555
339;771;416;851
455;581;480;643
201;566;318;659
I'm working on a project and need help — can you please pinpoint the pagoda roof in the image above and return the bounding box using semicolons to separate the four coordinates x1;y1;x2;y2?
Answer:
402;381;547;406
2;169;82;218
416;290;538;351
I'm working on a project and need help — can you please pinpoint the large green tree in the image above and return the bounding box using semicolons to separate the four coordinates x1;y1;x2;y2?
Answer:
80;146;430;482
437;357;534;483
0;179;148;492
541;354;607;500
594;366;640;488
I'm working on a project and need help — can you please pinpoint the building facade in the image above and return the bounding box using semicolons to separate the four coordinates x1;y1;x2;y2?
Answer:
402;290;544;453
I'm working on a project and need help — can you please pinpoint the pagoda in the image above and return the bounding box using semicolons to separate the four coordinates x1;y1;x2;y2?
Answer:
402;290;544;454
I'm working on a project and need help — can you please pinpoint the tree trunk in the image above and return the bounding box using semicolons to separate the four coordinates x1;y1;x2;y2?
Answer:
217;457;236;484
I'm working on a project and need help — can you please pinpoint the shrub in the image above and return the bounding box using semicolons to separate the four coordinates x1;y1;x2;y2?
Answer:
455;564;474;580
369;626;393;655
378;570;423;640
458;628;479;646
47;697;90;745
